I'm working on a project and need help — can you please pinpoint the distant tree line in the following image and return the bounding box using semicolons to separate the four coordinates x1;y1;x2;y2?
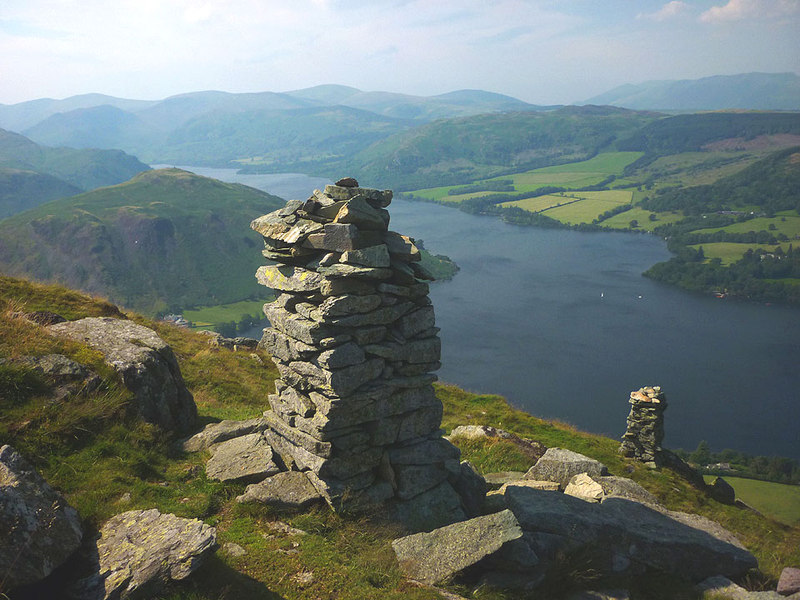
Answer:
675;441;800;485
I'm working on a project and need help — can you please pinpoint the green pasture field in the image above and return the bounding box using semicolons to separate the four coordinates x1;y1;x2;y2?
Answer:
500;194;569;213
543;195;630;225
600;207;685;231
704;475;800;525
183;299;268;329
409;152;644;203
690;242;794;266
693;214;800;238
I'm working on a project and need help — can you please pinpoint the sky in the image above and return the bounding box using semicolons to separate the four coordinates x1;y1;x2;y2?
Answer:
1;0;798;106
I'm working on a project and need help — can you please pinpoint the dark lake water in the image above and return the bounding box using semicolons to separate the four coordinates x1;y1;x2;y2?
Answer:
173;166;800;459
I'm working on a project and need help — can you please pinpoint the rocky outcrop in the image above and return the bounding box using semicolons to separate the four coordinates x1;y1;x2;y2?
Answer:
180;417;269;452
17;353;102;400
241;178;474;530
71;509;217;600
619;386;667;466
392;509;523;584
523;447;608;489
0;445;83;591
504;486;757;583
48;317;197;434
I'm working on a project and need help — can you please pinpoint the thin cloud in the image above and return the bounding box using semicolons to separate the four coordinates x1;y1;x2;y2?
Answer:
700;0;800;23
638;1;689;21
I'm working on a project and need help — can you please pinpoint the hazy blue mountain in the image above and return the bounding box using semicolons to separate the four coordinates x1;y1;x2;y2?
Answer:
283;84;363;105
23;105;146;150
582;72;800;110
0;93;156;132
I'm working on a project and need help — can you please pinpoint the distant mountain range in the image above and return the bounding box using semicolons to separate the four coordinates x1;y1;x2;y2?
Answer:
581;72;800;111
0;86;547;167
0;169;284;314
0;74;795;175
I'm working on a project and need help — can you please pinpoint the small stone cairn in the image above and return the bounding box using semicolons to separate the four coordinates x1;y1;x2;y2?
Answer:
250;177;469;525
619;385;667;467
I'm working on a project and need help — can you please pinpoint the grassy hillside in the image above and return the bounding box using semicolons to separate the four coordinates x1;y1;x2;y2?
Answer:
0;127;149;193
0;167;81;219
342;107;657;190
0;169;284;314
1;275;797;599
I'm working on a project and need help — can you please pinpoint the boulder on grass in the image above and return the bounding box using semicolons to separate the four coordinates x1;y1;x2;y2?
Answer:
505;486;757;583
236;471;324;509
0;445;83;590
392;509;523;584
48;317;197;434
71;509;217;600
523;447;608;489
205;433;279;483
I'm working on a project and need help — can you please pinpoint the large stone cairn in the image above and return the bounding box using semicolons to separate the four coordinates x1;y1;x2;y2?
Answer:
619;385;667;466
250;177;467;524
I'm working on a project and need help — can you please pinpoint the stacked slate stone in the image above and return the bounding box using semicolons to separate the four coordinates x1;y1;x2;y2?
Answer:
619;386;667;467
250;177;470;526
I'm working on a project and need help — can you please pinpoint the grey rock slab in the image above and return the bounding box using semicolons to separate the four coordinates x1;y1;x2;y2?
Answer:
256;265;323;293
286;357;384;397
237;471;324;509
0;445;83;590
303;223;360;252
389;480;467;533
564;473;605;503
384;231;421;260
73;508;216;600
250;211;293;240
698;575;785;600
205;433;279;483
595;475;660;506
779;567;800;596
181;418;268;452
342;244;391;268
328;302;414;328
523;447;608;489
259;328;318;363
483;471;526;487
334;194;389;230
396;306;435;338
710;476;737;504
48;317;196;434
263;304;336;346
317;263;393;280
451;460;488;518
391;509;522;584
505;486;757;582
319;294;382;317
315;342;366;369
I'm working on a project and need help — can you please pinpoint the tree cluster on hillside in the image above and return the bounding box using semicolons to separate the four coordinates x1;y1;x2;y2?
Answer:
641;146;800;215
645;244;800;304
617;113;800;155
676;441;800;485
